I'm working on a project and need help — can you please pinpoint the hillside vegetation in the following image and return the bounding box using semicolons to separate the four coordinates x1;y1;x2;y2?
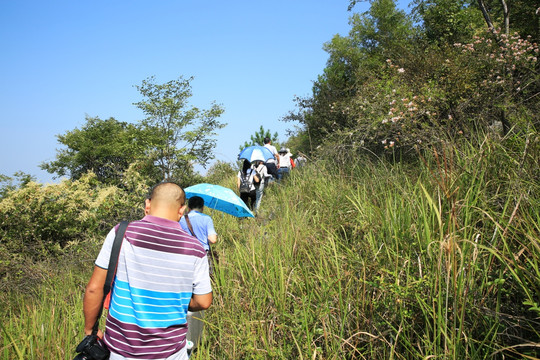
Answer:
1;0;539;358
1;134;539;359
202;136;539;359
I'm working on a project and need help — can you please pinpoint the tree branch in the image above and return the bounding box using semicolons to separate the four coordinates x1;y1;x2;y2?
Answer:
477;0;496;36
500;0;509;35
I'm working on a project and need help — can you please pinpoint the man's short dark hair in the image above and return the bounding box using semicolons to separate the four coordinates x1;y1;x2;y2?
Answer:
264;137;271;144
188;196;205;210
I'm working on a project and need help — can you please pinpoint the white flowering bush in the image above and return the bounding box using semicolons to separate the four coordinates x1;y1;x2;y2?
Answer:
451;32;538;125
323;30;539;160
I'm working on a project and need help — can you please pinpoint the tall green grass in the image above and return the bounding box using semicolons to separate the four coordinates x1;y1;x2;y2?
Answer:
200;138;539;359
1;258;94;359
1;136;538;359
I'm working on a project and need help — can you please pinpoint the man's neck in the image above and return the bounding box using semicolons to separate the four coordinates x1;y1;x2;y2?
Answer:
148;210;181;222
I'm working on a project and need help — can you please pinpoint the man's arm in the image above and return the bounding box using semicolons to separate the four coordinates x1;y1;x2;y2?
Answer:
208;233;217;244
188;292;213;312
83;266;107;336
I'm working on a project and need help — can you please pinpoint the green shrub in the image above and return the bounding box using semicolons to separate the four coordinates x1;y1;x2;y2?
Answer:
0;172;145;261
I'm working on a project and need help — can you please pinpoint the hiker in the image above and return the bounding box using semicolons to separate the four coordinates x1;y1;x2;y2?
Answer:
263;137;280;179
288;149;296;170
277;147;292;180
294;152;307;168
180;195;217;274
237;159;257;210
81;182;212;360
253;160;268;213
179;195;217;355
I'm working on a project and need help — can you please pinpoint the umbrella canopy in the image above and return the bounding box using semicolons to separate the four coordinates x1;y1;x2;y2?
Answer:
184;183;254;218
238;145;274;163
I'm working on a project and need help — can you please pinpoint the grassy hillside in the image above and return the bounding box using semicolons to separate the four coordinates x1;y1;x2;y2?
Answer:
1;136;539;359
200;137;539;359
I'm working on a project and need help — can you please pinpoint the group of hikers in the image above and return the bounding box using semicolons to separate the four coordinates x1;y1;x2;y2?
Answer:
236;137;307;213
76;139;307;360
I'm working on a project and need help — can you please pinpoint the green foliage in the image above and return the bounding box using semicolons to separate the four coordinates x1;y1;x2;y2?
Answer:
322;31;539;158
239;125;279;151
287;0;539;164
0;172;36;199
412;0;484;45
349;0;415;57
285;0;416;149
281;129;312;158
200;134;539;358
0;172;145;264
133;76;226;183
204;161;236;185
40;116;145;184
43;76;227;187
477;0;539;45
1;133;540;358
507;0;540;44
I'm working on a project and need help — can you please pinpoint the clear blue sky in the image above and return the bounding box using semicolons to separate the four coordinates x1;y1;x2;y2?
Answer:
1;0;408;183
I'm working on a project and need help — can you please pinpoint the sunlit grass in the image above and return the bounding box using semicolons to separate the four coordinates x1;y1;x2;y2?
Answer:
2;136;539;359
1;266;91;360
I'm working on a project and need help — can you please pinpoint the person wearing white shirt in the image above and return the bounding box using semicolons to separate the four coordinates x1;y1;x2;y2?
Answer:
263;137;280;180
277;147;291;180
252;160;268;212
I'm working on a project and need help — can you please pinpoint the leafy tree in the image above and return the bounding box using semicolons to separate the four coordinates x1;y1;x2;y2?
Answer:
43;77;226;186
412;0;484;45
287;0;538;164
41;116;145;184
205;160;236;185
283;0;415;147
0;172;36;198
281;105;316;156
133;76;226;182
0;174;11;198
507;0;540;44
239;126;279;151
475;0;539;46
349;0;415;58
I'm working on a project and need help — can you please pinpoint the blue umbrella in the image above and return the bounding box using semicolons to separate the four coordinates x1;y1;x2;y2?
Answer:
184;183;254;218
238;145;274;163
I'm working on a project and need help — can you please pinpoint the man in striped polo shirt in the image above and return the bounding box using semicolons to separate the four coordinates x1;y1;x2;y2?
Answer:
82;182;212;360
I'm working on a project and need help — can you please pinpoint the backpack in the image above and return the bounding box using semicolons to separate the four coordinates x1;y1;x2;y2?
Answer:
253;164;266;187
253;170;261;187
239;171;253;193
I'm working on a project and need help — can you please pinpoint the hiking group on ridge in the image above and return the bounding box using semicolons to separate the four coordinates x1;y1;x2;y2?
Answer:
237;137;306;214
76;141;308;359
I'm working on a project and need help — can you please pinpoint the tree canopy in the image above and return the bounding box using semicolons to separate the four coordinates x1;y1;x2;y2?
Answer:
239;126;279;151
42;76;226;186
284;0;539;159
40;116;144;184
133;76;226;182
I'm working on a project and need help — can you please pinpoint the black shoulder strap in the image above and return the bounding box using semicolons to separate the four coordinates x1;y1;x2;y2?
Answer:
184;214;196;237
92;220;128;335
103;221;128;295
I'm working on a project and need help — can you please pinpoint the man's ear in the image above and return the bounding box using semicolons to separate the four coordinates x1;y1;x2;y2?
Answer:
144;199;151;215
178;204;187;219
